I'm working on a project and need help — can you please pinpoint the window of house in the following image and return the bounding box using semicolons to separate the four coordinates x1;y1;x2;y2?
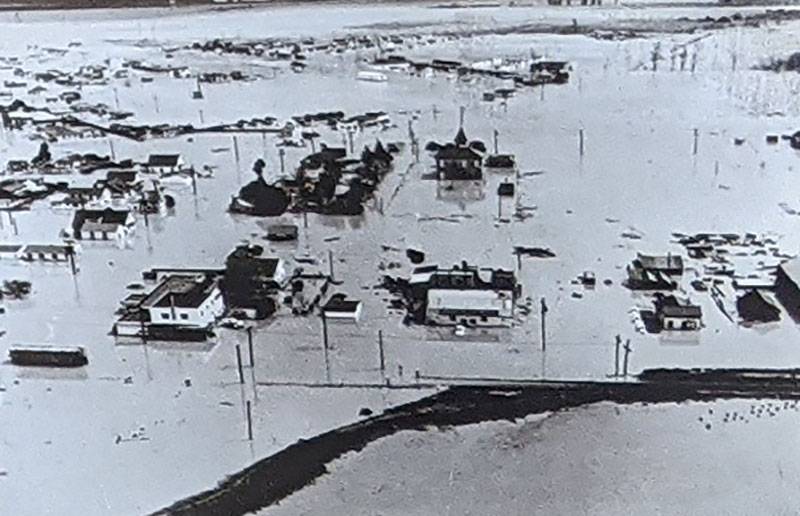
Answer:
161;313;170;320
180;313;189;320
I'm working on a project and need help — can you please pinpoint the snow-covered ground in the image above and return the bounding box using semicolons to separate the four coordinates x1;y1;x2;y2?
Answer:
260;399;800;515
1;2;800;514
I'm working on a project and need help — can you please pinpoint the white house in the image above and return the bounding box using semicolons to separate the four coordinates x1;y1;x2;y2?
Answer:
140;274;225;327
144;154;184;175
426;288;514;327
19;244;77;262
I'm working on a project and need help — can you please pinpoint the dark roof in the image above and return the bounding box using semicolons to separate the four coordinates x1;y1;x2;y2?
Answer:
454;127;468;146
323;297;361;313
72;208;130;231
658;302;702;318
72;208;130;232
435;145;482;161
147;154;181;167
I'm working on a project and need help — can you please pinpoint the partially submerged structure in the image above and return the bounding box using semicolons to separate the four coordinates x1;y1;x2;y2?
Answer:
626;253;683;290
654;295;702;331
114;272;225;340
433;128;484;183
221;244;287;319
68;207;135;241
392;262;520;327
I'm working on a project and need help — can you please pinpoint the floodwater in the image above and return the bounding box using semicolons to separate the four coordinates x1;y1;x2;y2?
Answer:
1;1;800;514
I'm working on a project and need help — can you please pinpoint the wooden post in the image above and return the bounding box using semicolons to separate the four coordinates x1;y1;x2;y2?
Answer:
246;400;253;441
321;312;331;383
692;128;699;156
191;167;197;196
321;311;329;351
233;135;241;164
579;128;585;157
303;210;308;229
198;109;204;125
247;326;254;367
623;339;632;378
279;148;285;175
540;297;548;352
614;334;621;377
328;249;335;281
67;245;77;275
153;93;160;113
108;139;116;161
236;344;244;384
378;330;385;378
497;192;502;219
493;129;499;154
346;130;354;155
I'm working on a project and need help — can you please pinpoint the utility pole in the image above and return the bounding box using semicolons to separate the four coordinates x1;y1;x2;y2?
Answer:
198;109;204;125
377;330;386;381
246;400;253;441
692;128;699;156
279;148;286;175
623;339;632;378
108;139;116;161
579;128;585;157
321;311;331;383
236;344;244;384
233;135;241;164
540;297;548;352
328;249;335;281
614;334;621;377
493;129;499;154
247;326;254;367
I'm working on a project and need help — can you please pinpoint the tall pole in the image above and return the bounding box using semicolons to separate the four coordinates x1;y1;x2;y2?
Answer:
233;135;241;164
321;311;331;383
328;249;335;281
246;400;253;441
692;128;699;156
493;129;499;154
279;148;286;175
614;334;621;377
540;297;547;352
247;326;254;367
236;344;244;384
579;128;585;157
378;330;386;379
623;339;632;378
108;139;116;161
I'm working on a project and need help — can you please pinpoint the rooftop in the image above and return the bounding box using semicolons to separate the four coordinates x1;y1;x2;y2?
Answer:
140;274;219;309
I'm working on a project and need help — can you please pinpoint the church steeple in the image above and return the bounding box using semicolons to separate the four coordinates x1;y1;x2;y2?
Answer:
454;127;467;146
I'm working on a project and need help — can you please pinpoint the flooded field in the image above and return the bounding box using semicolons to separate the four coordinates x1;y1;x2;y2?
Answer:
1;1;800;514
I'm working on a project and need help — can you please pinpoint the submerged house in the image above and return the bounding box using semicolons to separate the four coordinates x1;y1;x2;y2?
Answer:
144;154;184;175
434;128;483;182
655;295;702;331
69;208;135;241
626;253;683;290
221;244;287;319
141;274;225;327
114;272;225;339
420;263;519;327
